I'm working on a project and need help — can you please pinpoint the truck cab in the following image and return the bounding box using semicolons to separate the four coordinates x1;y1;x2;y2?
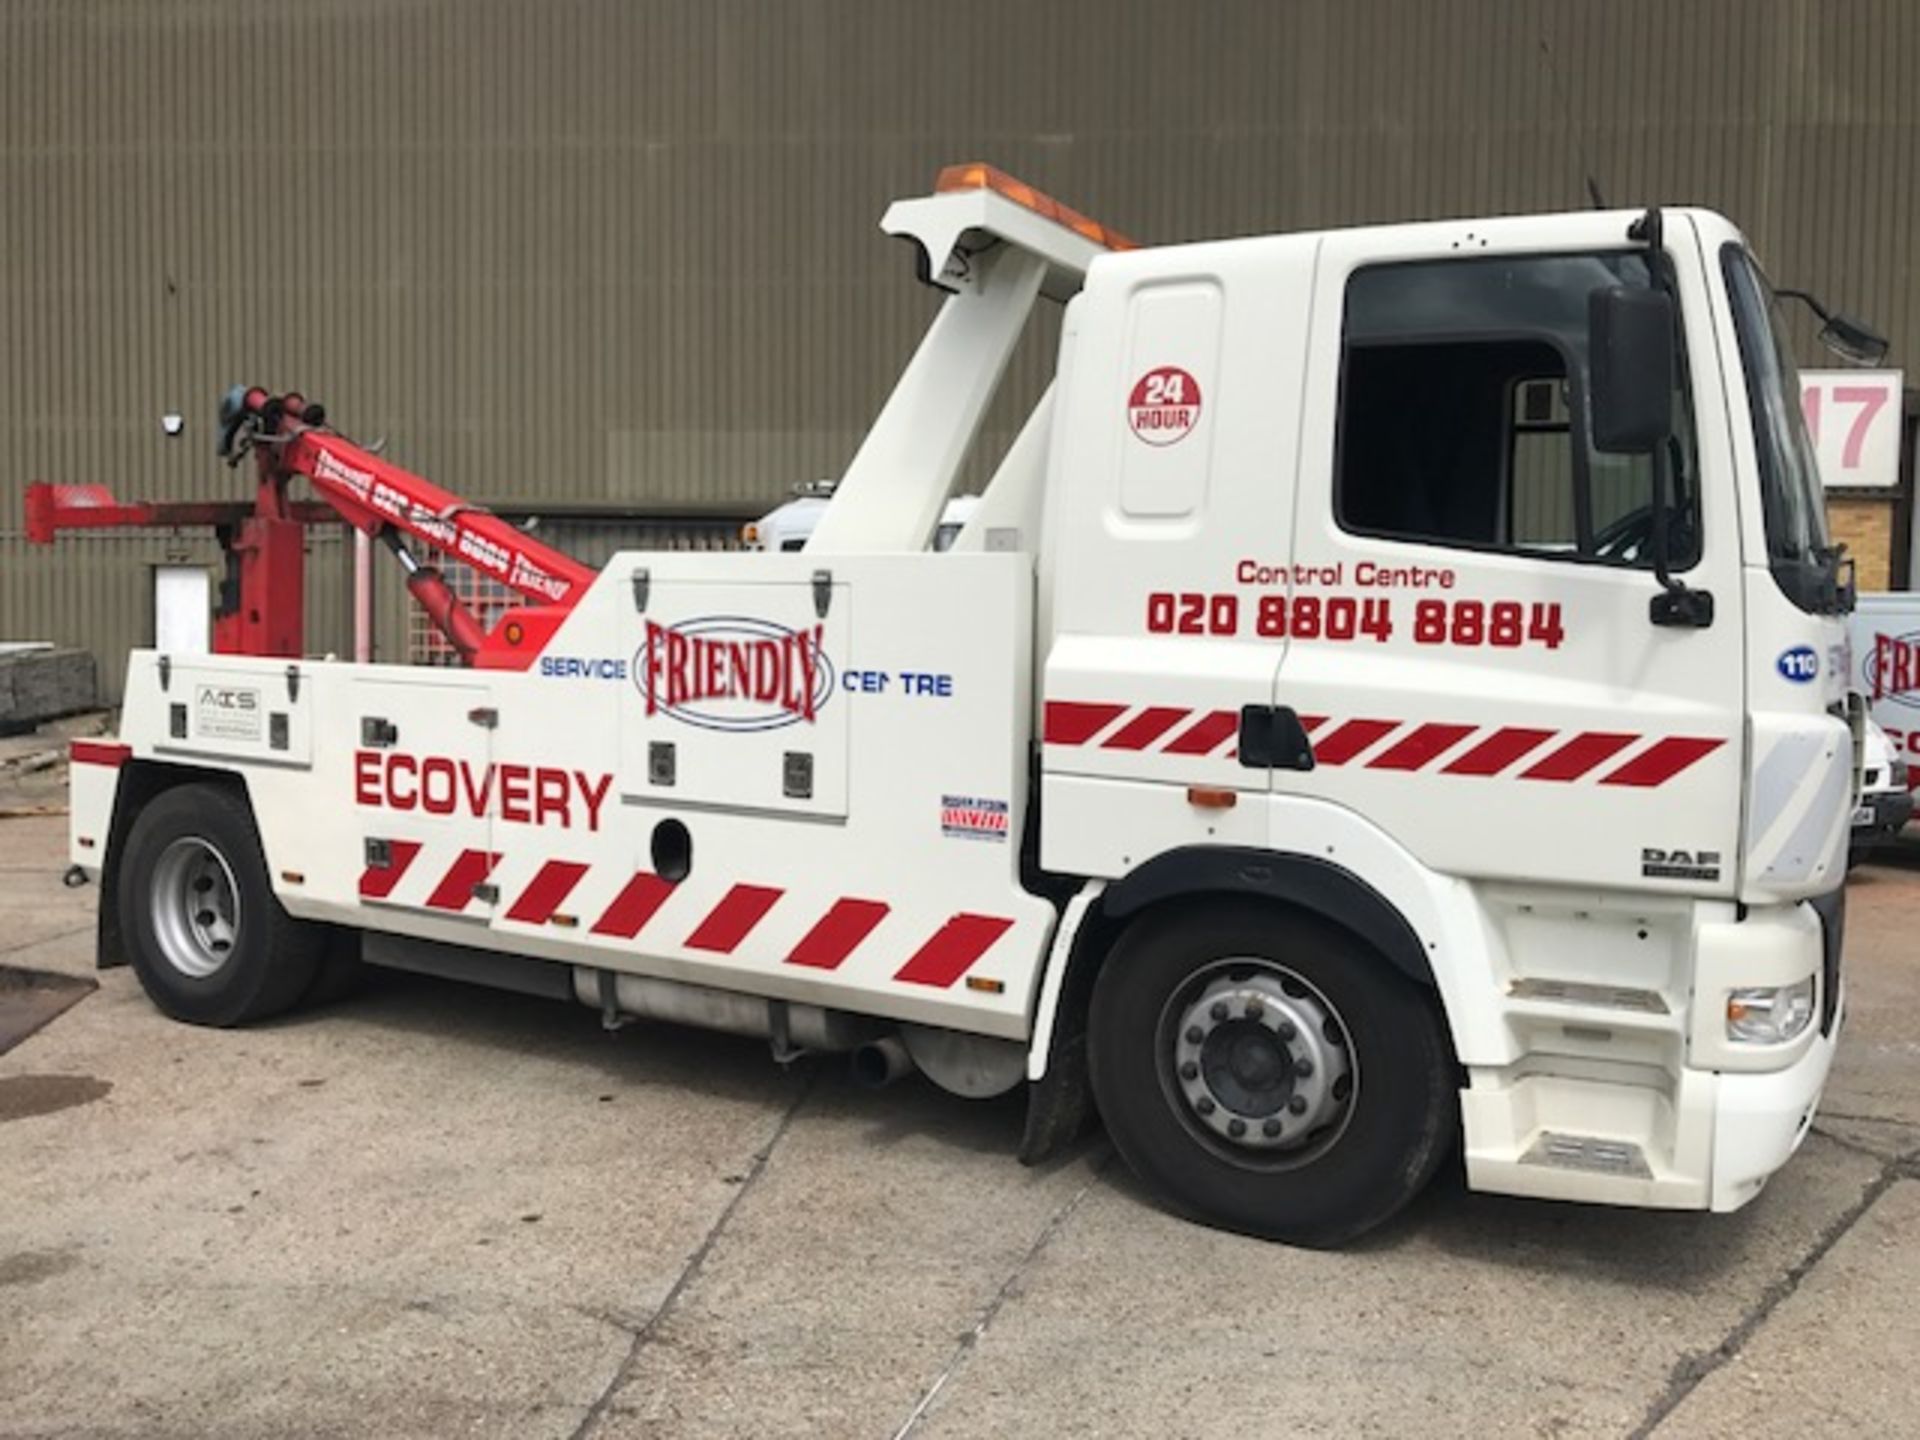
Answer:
1034;202;1852;1228
67;169;1855;1246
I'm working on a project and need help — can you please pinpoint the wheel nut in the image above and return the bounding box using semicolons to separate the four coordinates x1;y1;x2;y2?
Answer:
1179;1061;1199;1081
1196;1097;1216;1116
1263;1118;1283;1137
1294;1057;1314;1079
1277;1020;1297;1041
1288;1095;1308;1115
1245;1000;1265;1021
1228;1118;1247;1138
1210;1001;1229;1022
1185;1025;1204;1045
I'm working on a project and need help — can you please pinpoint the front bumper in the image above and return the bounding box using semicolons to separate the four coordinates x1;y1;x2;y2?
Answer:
1463;894;1842;1213
1852;788;1914;845
1709;1015;1837;1211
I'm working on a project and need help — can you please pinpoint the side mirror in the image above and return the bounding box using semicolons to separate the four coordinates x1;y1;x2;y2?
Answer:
1589;285;1675;454
1818;313;1889;367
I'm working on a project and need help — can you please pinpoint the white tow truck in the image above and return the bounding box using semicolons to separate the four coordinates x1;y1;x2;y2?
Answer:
63;165;1859;1245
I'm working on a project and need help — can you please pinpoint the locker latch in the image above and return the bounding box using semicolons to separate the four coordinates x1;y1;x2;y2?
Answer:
1237;706;1316;772
783;751;814;800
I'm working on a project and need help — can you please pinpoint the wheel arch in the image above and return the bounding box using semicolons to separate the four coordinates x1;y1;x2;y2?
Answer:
1100;846;1436;990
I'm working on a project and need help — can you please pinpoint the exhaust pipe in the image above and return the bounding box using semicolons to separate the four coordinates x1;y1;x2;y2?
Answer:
849;1036;915;1089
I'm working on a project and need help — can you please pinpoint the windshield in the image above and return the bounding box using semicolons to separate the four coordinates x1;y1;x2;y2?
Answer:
1721;244;1843;612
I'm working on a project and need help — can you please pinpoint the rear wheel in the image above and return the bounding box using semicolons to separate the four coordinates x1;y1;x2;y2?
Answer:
1088;899;1453;1247
119;782;324;1026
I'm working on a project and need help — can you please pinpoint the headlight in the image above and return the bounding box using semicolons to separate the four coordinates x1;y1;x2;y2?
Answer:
1892;759;1910;788
1726;978;1816;1045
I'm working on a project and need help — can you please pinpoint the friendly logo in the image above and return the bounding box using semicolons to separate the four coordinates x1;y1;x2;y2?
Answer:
1863;631;1920;709
634;616;835;731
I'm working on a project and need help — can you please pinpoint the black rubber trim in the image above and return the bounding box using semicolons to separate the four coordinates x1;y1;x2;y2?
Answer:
362;931;576;1002
1807;884;1845;1036
1098;846;1433;988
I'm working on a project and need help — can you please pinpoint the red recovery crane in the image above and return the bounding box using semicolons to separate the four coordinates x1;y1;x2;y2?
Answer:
24;386;596;669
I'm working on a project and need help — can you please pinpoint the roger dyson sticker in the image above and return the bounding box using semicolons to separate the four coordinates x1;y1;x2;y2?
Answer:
1127;366;1202;446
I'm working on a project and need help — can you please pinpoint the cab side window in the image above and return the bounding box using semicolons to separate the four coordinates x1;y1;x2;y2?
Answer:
1336;253;1699;569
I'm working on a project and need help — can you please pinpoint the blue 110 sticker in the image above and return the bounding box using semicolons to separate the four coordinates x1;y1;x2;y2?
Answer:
1776;645;1820;684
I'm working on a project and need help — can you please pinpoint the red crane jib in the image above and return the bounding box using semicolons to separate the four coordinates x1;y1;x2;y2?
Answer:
287;431;595;608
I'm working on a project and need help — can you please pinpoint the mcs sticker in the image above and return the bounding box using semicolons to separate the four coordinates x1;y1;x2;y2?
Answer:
1128;366;1202;447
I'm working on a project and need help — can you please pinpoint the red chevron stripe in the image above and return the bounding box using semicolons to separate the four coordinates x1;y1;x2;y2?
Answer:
1043;701;1128;745
590;872;676;939
1162;709;1239;755
1367;722;1477;772
1441;726;1555;776
358;839;422;900
787;898;891;970
504;860;590;925
1599;736;1725;787
424;848;501;911
1312;718;1399;765
686;883;784;953
1101;706;1191;751
894;913;1015;988
1520;731;1639;782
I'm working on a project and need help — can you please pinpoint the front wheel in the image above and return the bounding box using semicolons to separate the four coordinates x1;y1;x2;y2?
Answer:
1088;900;1454;1247
119;782;325;1027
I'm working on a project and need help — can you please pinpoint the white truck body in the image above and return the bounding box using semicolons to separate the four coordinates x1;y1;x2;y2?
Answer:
70;173;1855;1241
1850;592;1920;780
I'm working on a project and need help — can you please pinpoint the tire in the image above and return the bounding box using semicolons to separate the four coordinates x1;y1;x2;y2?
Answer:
301;928;365;1009
118;782;325;1027
1088;899;1453;1248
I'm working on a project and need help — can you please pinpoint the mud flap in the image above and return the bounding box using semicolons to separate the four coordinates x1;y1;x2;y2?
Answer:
1019;1023;1096;1165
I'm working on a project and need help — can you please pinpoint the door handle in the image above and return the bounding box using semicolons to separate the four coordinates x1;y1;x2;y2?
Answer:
1650;588;1714;628
1238;705;1316;771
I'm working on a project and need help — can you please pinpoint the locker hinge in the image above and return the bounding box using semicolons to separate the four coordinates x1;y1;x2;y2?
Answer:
467;706;499;729
812;568;832;618
631;568;650;613
471;882;500;905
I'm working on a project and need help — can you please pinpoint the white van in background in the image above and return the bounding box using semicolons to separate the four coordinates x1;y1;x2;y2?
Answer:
1852;713;1913;863
744;482;978;553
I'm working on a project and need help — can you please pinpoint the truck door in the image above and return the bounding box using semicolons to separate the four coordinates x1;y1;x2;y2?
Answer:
351;678;498;920
1280;221;1744;894
1039;239;1320;877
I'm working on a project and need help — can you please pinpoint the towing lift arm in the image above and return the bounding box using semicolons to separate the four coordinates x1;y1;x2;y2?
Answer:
27;388;597;668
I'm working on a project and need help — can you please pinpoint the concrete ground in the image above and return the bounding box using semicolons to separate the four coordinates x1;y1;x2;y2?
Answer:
2;808;1916;1440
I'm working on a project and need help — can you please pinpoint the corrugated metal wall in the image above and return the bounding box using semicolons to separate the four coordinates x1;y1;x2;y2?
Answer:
5;0;1918;699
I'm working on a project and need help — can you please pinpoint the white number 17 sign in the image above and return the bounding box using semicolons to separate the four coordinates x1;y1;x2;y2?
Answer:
1801;370;1905;490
